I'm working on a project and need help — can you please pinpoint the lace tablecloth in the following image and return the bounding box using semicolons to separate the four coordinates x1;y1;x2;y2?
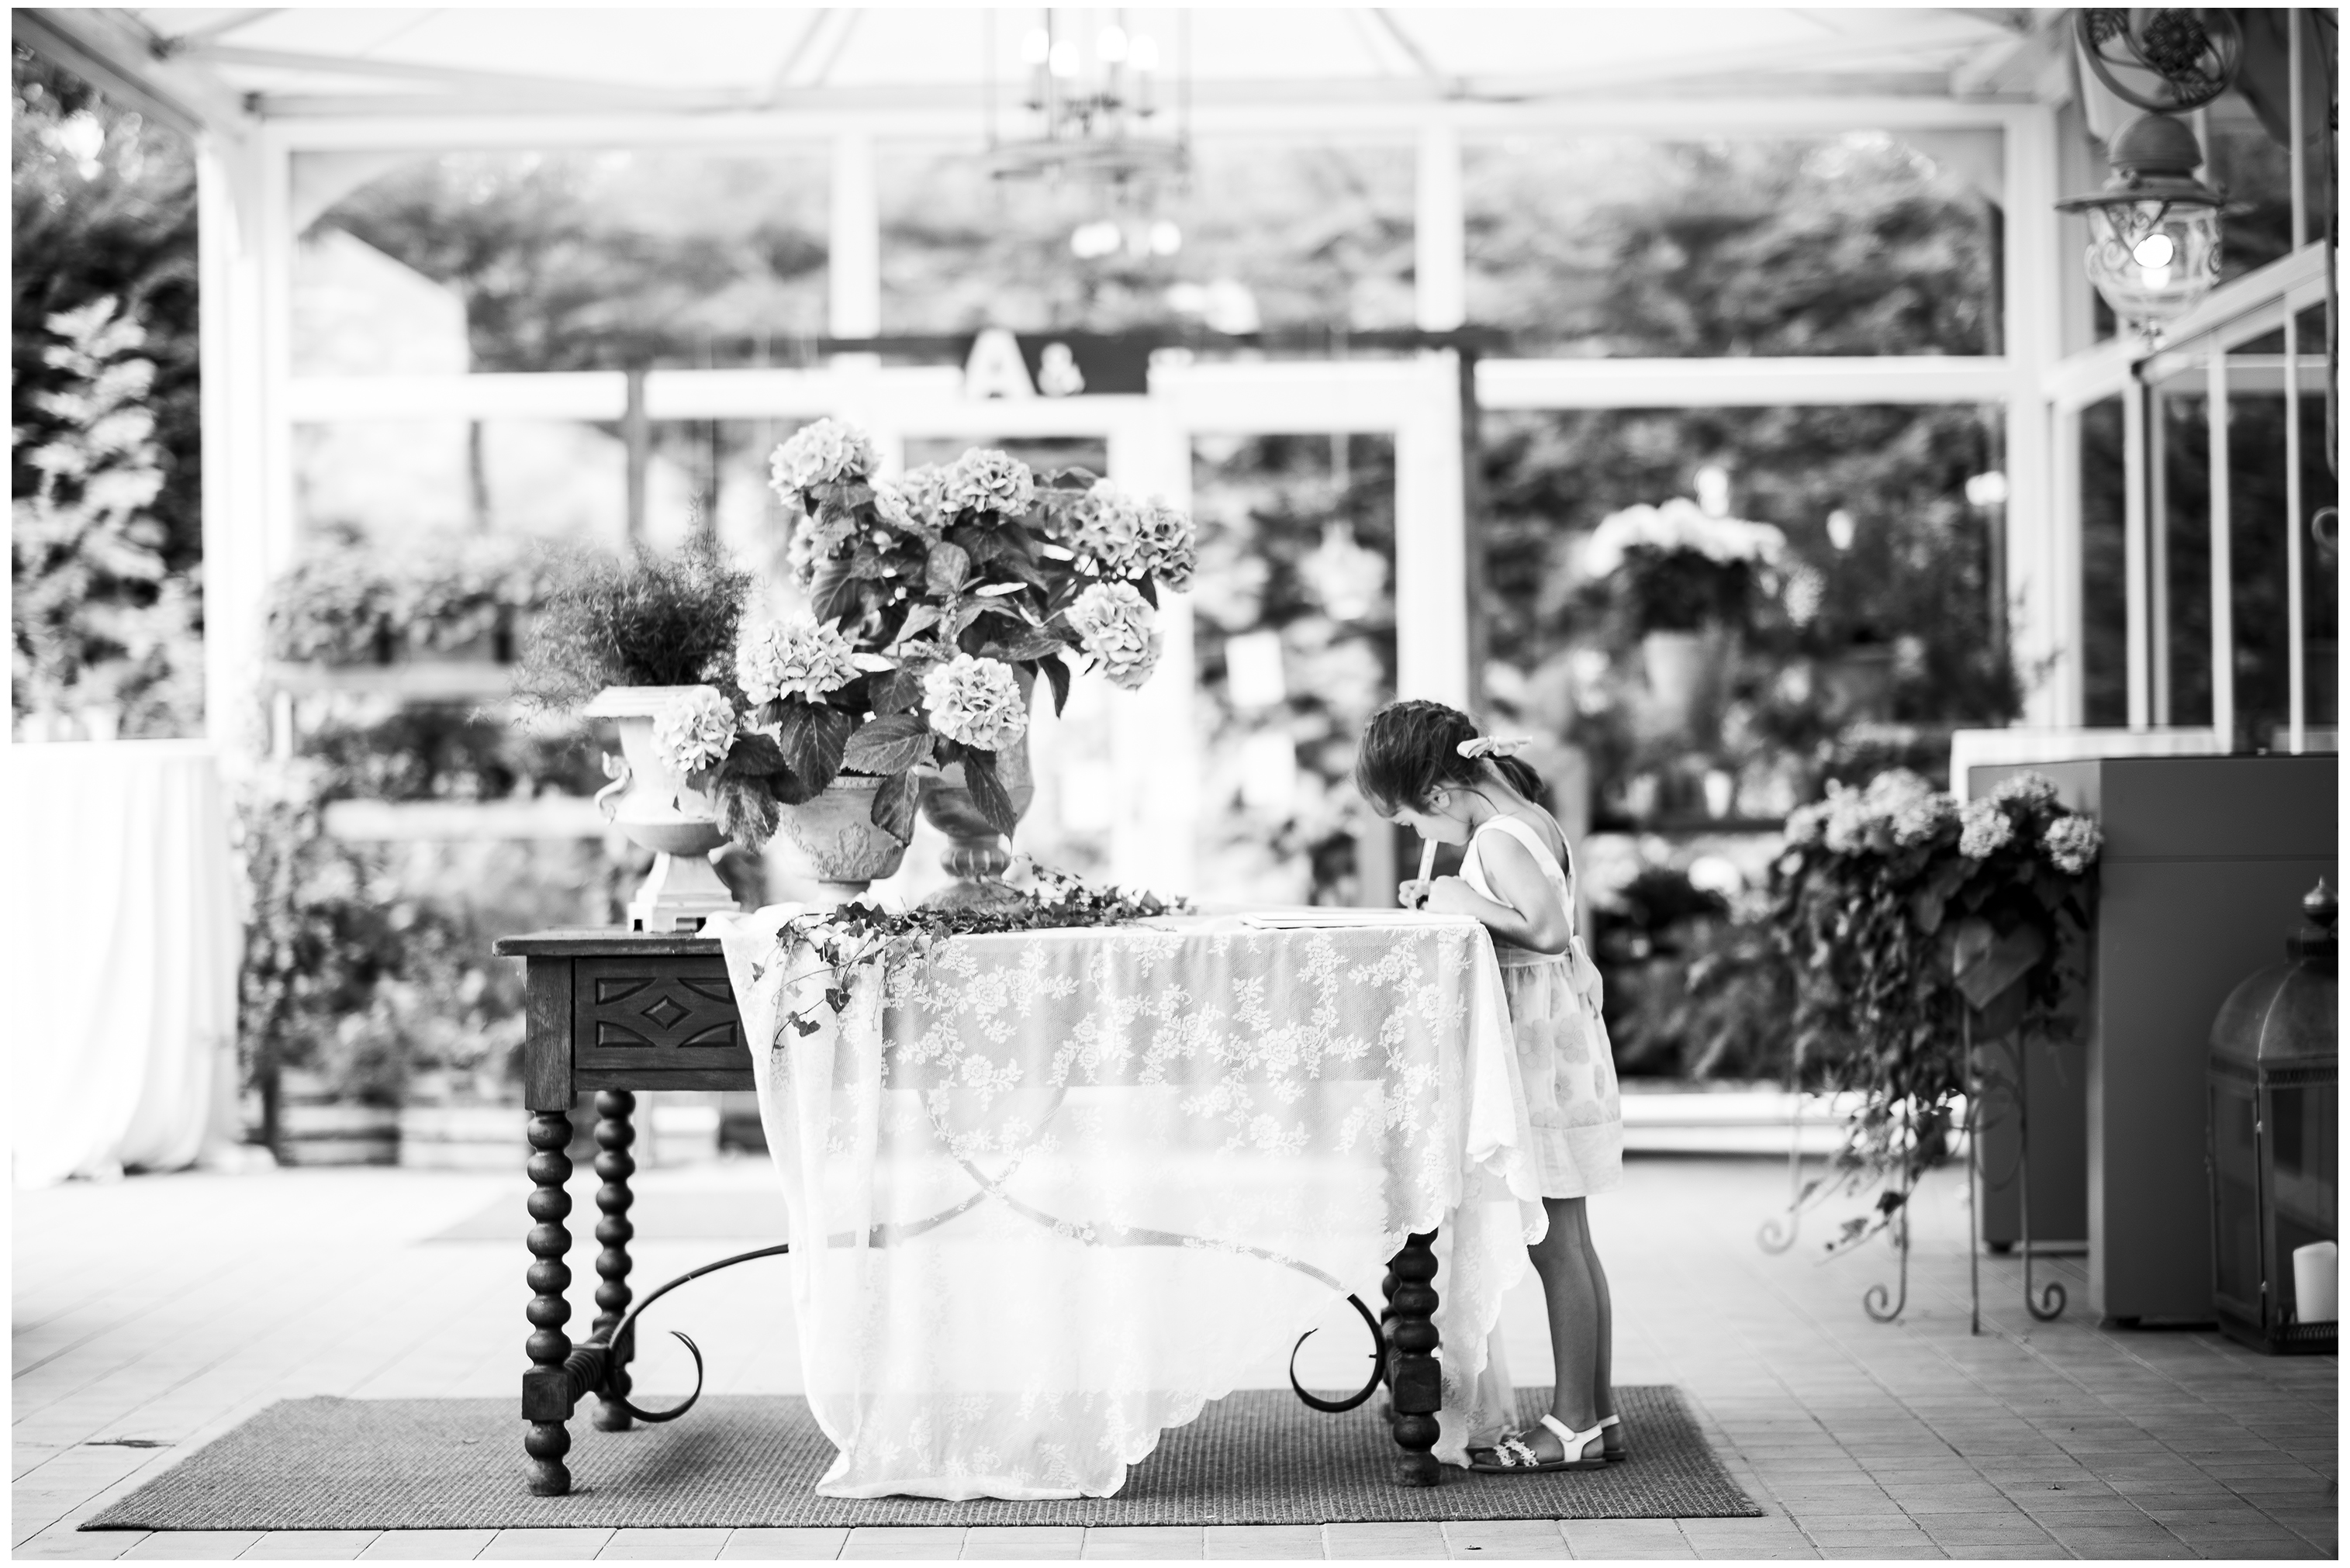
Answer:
712;909;1544;1500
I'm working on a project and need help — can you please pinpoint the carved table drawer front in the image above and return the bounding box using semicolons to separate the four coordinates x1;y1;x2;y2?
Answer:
573;957;752;1079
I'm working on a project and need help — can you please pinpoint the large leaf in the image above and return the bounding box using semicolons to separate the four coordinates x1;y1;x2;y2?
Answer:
869;667;925;714
1039;653;1073;716
842;713;935;775
869;769;921;842
810;554;860;623
893;603;942;644
776;701;853;792
925;541;971;597
999;624;1069;662
727;730;790;777
959;747;1021;839
712;775;781;850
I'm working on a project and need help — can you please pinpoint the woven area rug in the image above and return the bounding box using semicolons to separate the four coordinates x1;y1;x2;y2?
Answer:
88;1387;1754;1530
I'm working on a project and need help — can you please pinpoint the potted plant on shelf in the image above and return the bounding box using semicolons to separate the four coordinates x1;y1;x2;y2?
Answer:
517;541;753;931
685;418;1194;909
1584;496;1785;734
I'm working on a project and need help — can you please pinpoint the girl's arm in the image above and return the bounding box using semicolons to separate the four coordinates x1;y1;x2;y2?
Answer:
1423;833;1573;955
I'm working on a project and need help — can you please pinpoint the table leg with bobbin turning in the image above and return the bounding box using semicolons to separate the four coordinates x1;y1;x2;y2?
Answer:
1384;1230;1443;1486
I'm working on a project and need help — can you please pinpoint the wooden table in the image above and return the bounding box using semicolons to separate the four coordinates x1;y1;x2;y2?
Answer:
493;927;1448;1498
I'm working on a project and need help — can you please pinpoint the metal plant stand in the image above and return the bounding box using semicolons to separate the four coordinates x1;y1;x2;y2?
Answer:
1756;1090;1807;1254
1965;1015;2067;1334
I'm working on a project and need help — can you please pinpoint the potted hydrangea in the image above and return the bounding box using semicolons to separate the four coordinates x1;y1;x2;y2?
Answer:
1584;496;1785;731
682;418;1194;907
1769;769;2103;1253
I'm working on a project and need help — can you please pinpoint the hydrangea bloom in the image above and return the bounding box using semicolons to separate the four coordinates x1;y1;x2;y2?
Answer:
897;464;952;523
1958;798;2014;859
1822;786;1874;855
942;448;1035;518
1136;496;1196;589
1066;581;1161;691
653;688;738;778
922;654;1029;751
2043;814;2103;876
737;616;860;706
1583;497;1787;579
870;480;921;536
1070;481;1147;577
1784;799;1832;846
1989;772;2061;813
768;418;878;498
1890;792;1958;848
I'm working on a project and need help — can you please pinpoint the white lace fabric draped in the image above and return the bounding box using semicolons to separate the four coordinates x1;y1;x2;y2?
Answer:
712;910;1545;1501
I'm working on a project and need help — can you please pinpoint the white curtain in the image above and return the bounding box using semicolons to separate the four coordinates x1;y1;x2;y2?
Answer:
10;741;249;1186
716;908;1543;1501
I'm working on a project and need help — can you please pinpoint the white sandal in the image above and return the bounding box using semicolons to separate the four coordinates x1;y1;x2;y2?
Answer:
1466;1413;1608;1473
1600;1411;1629;1462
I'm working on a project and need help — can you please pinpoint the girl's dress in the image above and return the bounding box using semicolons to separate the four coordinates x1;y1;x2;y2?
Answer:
1459;813;1623;1200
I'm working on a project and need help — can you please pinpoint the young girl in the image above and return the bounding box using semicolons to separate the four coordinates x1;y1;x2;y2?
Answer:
1355;699;1626;1473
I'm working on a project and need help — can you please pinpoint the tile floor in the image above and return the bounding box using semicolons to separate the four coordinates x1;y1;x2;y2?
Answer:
14;1152;2335;1560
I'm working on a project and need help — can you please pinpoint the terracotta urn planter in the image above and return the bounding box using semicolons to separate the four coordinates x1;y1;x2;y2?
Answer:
769;774;914;907
584;685;738;933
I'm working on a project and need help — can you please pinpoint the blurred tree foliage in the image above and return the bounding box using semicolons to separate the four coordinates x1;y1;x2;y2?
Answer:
1474;137;2020;746
327;151;827;372
11;48;203;734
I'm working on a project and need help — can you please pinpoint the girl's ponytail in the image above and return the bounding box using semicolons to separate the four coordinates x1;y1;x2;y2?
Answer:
1354;699;1547;813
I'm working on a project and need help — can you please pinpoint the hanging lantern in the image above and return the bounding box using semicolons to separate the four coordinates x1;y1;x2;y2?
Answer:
2206;881;2338;1355
2058;113;2226;345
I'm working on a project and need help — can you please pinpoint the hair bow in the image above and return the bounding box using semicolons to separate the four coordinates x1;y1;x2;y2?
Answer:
1458;735;1532;760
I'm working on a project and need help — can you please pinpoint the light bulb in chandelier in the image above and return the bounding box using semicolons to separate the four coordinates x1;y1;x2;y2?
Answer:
1049;38;1080;78
1097;24;1128;63
1128;35;1159;73
1021;27;1049;65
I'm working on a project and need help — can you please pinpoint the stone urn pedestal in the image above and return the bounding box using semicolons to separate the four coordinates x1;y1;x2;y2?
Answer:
767;775;913;908
586;686;738;933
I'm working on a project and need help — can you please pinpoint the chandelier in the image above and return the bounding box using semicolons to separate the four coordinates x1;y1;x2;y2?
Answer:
988;9;1189;195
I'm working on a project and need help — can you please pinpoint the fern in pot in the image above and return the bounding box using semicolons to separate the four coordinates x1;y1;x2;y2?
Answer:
517;542;752;931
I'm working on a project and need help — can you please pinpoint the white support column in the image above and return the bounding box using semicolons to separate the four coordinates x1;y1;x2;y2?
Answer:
1415;120;1465;332
2004;105;2075;726
197;130;271;757
2207;347;2236;744
1394;354;1470;707
1105;414;1197;894
829;130;881;340
2123;377;2151;728
257;135;297;581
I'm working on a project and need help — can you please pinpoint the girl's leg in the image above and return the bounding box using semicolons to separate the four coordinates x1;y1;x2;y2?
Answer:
1580;1214;1621;1452
1525;1196;1602;1454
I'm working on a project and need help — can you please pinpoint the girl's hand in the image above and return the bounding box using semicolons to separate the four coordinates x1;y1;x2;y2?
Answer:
1397;878;1432;910
1422;876;1482;917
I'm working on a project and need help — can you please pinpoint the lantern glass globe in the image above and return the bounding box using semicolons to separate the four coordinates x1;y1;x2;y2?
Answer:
2082;199;2221;341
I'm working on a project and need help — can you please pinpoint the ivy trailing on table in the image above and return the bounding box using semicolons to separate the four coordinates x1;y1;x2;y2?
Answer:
766;867;1189;1040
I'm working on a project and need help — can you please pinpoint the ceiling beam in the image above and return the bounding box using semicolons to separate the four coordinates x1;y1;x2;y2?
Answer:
190;43;729;109
259;92;2030;153
14;7;251;137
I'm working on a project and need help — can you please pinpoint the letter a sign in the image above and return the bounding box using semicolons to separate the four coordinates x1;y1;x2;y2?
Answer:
962;328;1037;400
